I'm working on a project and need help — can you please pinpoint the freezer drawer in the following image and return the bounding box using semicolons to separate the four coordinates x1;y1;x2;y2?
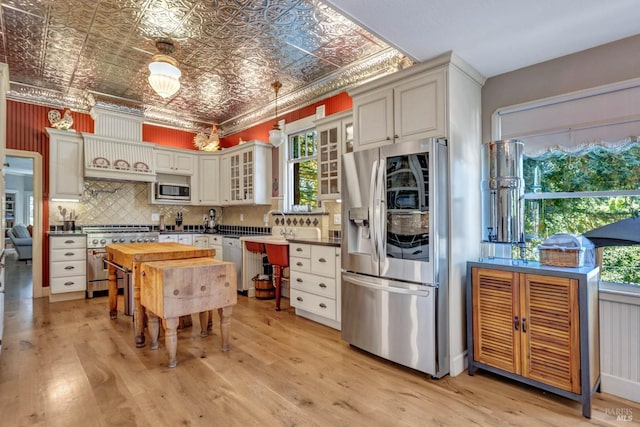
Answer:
341;272;437;375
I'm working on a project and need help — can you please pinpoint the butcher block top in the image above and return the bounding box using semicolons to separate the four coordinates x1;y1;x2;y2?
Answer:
140;257;237;319
106;242;214;269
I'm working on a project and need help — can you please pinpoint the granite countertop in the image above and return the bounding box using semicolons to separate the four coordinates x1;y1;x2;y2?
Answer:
287;236;341;247
48;230;87;236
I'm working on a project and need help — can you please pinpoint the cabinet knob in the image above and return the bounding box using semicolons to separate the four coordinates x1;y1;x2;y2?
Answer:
296;296;303;302
318;258;326;263
386;136;391;140
64;281;74;286
394;134;399;139
296;262;303;267
296;278;303;283
319;303;327;308
296;248;303;252
319;283;327;288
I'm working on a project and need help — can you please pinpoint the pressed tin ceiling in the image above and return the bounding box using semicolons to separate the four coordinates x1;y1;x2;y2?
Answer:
0;0;408;135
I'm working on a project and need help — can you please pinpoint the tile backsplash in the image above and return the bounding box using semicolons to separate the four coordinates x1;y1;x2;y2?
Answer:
49;181;342;238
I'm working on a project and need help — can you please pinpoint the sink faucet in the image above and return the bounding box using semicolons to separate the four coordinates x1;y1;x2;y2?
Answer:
264;209;294;239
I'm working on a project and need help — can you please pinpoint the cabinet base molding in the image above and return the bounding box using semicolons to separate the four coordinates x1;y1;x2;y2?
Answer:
450;351;467;377
49;290;85;303
294;308;340;331
601;373;640;404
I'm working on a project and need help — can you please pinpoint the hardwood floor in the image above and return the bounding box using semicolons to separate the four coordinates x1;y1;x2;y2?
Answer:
1;252;638;427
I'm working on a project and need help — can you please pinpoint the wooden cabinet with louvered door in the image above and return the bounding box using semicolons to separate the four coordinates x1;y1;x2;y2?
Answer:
472;268;521;375
521;274;580;393
467;260;600;419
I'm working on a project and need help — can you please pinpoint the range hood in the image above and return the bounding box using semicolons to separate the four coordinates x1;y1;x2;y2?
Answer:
83;107;156;182
83;134;156;182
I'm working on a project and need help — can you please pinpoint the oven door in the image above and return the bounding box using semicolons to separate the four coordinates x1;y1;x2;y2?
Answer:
87;248;125;298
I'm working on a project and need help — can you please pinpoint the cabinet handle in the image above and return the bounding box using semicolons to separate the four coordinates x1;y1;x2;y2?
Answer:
522;318;527;333
64;240;74;244
296;278;303;283
296;262;303;267
65;252;75;256
319;283;327;288
513;316;519;331
318;258;326;263
296;248;303;252
64;281;74;286
386;136;391;140
319;303;327;308
394;134;399;139
296;296;303;302
64;266;75;270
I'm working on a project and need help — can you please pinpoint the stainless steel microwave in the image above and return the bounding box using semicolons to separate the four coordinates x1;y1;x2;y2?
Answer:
155;182;190;200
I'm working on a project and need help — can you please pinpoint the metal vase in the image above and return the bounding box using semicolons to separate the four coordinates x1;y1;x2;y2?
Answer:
481;139;525;244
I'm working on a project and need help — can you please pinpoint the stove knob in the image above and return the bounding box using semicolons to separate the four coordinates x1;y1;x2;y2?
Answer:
119;238;126;243
92;239;99;245
112;238;118;243
100;239;107;245
130;238;136;243
149;237;157;242
144;238;150;242
137;238;144;243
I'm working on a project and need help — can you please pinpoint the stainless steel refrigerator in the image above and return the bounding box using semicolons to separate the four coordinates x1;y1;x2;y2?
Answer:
341;138;449;377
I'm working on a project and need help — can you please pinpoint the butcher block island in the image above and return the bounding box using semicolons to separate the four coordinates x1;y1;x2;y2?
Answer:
105;242;214;348
140;257;237;367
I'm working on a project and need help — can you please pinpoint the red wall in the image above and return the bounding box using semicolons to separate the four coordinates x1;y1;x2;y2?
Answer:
143;124;198;150
220;92;352;146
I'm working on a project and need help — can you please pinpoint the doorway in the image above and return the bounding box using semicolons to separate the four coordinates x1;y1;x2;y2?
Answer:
5;150;43;299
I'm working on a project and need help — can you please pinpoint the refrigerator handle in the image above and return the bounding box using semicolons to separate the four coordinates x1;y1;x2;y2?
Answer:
374;159;386;261
344;273;432;297
369;159;379;263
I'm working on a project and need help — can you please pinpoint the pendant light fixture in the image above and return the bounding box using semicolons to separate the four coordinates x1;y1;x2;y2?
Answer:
148;40;181;98
269;80;284;147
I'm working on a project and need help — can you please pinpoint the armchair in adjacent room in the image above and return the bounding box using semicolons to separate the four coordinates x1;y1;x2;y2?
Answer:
7;223;33;261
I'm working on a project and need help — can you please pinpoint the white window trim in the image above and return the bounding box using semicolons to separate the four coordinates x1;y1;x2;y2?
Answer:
281;115;316;211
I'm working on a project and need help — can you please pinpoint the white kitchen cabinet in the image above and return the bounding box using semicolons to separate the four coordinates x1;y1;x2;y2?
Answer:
219;154;231;205
49;235;86;301
221;141;272;206
196;155;220;205
314;110;352;199
154;147;195;175
159;233;193;245
351;67;446;151
46;128;84;200
194;234;222;260
289;242;341;330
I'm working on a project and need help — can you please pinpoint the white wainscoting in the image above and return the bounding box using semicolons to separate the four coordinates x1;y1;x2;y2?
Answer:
599;284;640;403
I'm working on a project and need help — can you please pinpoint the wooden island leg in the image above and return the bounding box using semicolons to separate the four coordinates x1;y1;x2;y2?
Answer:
133;265;146;348
198;311;209;337
108;262;118;319
218;306;232;352
147;311;160;350
163;317;179;368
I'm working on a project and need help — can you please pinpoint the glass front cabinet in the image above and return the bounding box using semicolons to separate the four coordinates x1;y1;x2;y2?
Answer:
314;110;352;200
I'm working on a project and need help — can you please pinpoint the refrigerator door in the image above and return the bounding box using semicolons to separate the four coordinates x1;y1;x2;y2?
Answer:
342;147;380;277
341;271;437;375
379;139;442;284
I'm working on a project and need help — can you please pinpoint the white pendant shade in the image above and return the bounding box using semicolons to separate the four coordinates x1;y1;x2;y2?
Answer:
269;127;284;147
148;61;181;98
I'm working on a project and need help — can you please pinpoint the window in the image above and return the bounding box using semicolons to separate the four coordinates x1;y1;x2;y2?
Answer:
523;143;640;285
287;129;318;208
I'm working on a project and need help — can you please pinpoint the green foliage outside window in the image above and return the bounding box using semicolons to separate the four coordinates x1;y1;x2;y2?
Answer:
523;144;640;285
290;130;318;208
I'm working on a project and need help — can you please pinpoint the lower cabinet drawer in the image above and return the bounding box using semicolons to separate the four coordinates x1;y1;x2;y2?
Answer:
50;248;85;262
50;275;86;293
289;256;311;273
290;289;336;319
50;260;86;277
290;271;335;299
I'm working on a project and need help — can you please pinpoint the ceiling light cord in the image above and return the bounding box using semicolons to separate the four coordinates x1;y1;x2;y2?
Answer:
269;81;284;147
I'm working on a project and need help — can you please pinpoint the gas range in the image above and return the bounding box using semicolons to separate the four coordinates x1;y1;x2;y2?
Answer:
83;226;160;249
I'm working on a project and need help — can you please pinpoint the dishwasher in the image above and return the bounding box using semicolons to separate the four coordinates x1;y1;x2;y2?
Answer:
222;236;243;292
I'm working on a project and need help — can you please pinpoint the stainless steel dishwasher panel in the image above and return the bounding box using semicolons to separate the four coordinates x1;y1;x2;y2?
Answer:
222;237;243;291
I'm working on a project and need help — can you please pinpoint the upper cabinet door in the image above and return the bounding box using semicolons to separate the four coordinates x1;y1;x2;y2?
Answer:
154;149;173;173
174;152;195;175
394;69;446;142
354;89;394;150
154;148;195;175
198;156;219;205
47;129;84;200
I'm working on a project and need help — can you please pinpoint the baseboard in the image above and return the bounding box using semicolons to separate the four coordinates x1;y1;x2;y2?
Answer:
49;291;85;303
294;308;340;331
450;350;467;377
601;373;640;403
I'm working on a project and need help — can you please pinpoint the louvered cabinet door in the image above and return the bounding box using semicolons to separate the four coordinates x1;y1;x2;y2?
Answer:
521;274;581;393
472;268;521;374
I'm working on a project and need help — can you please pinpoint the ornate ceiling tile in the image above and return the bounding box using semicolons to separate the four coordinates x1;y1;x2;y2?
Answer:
2;0;408;134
